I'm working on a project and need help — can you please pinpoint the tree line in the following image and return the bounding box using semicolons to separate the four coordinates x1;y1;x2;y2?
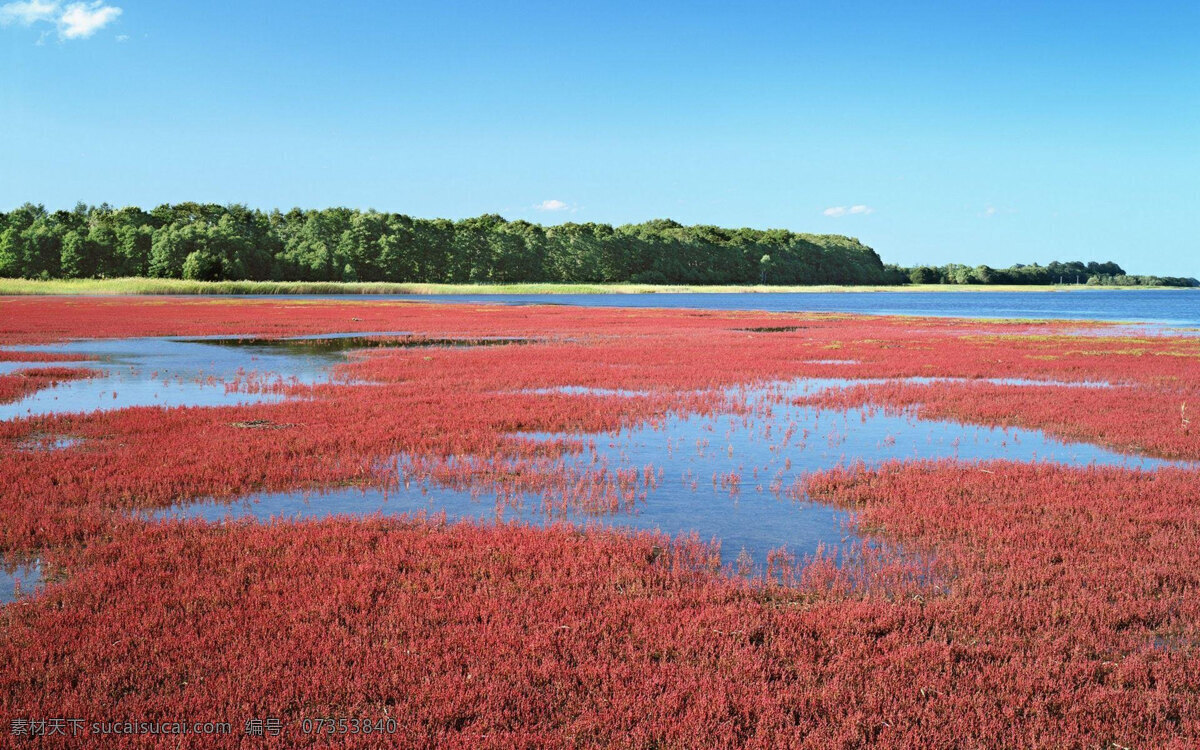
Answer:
0;203;1194;287
907;262;1197;288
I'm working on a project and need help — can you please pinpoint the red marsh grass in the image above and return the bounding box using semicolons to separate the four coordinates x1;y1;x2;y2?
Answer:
1;296;1199;746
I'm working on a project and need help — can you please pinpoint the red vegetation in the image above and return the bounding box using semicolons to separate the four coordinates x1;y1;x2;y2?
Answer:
799;380;1199;460
4;461;1198;747
801;461;1200;746
0;351;88;362
0;366;100;404
2;296;1200;746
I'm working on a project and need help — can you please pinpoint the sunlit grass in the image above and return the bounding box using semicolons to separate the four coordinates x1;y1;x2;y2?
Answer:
0;277;1179;296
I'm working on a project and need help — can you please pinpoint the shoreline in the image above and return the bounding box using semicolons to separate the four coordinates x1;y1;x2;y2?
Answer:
0;278;1193;296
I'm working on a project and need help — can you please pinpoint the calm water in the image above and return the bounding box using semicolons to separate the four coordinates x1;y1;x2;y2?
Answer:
0;337;343;421
1;560;41;604
252;289;1200;328
3;302;1195;601
150;379;1183;573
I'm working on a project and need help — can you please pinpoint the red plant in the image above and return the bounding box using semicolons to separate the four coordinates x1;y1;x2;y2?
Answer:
1;296;1199;747
0;366;101;404
798;380;1200;460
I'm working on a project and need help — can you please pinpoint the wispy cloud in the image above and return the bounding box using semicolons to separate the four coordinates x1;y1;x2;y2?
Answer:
0;0;121;40
0;0;58;25
534;199;571;212
59;1;120;38
822;204;874;218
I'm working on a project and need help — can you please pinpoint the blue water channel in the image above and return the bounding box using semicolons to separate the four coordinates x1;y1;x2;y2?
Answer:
245;288;1200;328
2;327;1191;602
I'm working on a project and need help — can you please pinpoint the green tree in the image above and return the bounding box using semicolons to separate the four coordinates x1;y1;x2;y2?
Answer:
182;247;224;281
908;266;936;284
60;231;91;278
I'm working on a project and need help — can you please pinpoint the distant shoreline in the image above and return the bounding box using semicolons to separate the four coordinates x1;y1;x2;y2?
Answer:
0;278;1193;296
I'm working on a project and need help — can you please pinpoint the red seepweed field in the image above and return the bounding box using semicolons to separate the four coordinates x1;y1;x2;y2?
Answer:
2;295;1199;748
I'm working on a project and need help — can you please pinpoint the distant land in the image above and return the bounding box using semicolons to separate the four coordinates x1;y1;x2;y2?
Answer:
2;203;1196;289
3;278;1199;297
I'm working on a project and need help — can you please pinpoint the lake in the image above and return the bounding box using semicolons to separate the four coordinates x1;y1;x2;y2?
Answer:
251;288;1200;328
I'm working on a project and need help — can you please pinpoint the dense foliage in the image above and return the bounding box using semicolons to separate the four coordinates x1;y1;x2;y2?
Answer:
906;260;1197;287
5;202;1192;286
0;202;899;286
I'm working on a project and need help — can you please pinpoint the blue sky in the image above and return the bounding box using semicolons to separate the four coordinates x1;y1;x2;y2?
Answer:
2;1;1197;276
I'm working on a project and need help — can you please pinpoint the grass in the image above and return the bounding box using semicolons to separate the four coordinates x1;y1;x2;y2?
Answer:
0;277;1186;296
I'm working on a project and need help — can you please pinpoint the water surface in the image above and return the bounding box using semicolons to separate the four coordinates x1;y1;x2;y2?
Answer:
5;322;1192;602
155;379;1183;569
247;289;1200;328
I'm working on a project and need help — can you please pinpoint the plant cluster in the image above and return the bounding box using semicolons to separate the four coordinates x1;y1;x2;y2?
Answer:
2;296;1200;746
0;366;99;404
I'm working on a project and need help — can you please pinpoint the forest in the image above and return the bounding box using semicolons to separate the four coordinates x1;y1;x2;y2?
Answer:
0;203;1194;287
906;262;1196;287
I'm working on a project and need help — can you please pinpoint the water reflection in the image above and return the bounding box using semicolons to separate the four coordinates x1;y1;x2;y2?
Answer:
3;331;1184;603
0;560;42;606
235;289;1200;329
0;333;529;421
154;378;1179;567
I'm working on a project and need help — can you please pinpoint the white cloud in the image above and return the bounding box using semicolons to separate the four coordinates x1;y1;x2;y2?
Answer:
0;0;121;40
982;206;997;217
0;0;58;25
58;1;120;38
534;199;570;212
822;204;874;218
